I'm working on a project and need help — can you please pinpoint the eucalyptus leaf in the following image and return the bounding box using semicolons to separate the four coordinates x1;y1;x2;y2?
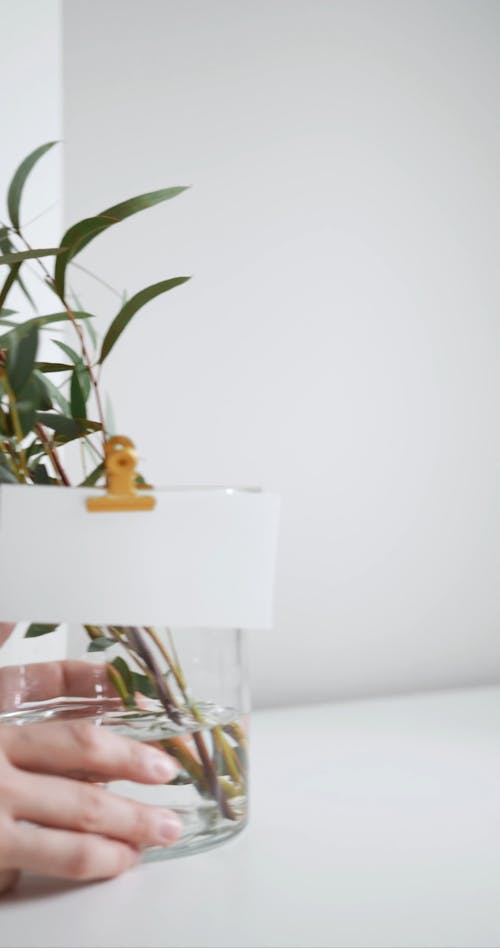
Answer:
31;463;57;485
34;411;85;439
0;263;21;311
0;312;94;349
34;370;69;413
52;339;82;364
70;366;87;420
14;400;37;437
35;362;73;373
19;375;49;411
6;325;38;395
30;373;53;411
0;248;65;266
0;232;37;311
99;276;190;363
54;186;188;297
25;622;60;638
131;672;158;700
87;636;116;652
7;141;58;231
112;656;133;692
80;461;105;486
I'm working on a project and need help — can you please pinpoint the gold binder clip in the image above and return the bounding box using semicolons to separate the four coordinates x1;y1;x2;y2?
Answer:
86;436;156;512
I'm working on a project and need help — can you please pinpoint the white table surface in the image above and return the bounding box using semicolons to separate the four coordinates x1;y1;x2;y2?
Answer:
2;685;500;948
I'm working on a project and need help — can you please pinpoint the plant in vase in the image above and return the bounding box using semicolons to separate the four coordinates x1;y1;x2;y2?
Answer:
0;143;252;855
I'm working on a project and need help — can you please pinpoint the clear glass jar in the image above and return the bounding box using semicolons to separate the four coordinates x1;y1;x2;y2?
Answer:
0;623;249;858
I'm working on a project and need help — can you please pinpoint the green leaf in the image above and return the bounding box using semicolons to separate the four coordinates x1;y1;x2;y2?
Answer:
0;308;16;317
34;370;69;413
55;185;188;297
80;461;105;486
34;411;85;439
112;656;133;691
31;462;57;485
25;440;45;461
7;141;58;231
35;362;73;373
0;263;21;311
87;636;116;652
0;248;65;266
6;325;38;395
99;276;190;363
25;622;60;638
0;232;37;312
131;672;158;700
70;366;87;420
30;373;53;411
0;312;94;349
0;459;18;483
14;401;37;437
35;411;101;443
52;339;82;364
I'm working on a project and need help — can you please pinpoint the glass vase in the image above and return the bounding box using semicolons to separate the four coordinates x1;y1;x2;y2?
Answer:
0;623;249;858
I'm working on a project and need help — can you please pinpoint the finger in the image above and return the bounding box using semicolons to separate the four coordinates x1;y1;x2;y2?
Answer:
11;771;182;848
1;720;180;784
8;822;141;882
0;624;15;647
0;660;118;704
0;869;19;895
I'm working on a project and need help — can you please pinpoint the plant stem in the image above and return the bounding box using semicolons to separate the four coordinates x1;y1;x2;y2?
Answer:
0;439;21;478
2;375;27;481
144;626;237;819
144;626;186;694
34;422;70;485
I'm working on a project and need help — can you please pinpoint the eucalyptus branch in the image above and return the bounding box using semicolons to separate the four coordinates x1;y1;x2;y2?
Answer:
2;375;27;481
12;228;107;447
143;626;238;817
34;422;70;485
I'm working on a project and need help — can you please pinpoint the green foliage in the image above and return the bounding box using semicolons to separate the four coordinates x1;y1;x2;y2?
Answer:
0;248;65;265
100;276;190;362
0;147;201;724
87;636;116;651
7;141;58;231
6;325;38;395
0;142;189;487
25;623;60;638
55;186;188;297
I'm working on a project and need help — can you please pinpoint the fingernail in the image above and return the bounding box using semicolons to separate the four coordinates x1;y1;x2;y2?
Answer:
144;750;180;782
154;811;183;844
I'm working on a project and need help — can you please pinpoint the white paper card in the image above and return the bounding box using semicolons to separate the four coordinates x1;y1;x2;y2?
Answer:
0;486;280;628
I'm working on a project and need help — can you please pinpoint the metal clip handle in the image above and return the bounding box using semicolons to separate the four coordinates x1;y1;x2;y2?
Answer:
86;436;156;512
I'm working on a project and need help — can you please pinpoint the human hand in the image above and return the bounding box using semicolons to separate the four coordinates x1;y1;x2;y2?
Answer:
0;719;182;893
0;658;121;713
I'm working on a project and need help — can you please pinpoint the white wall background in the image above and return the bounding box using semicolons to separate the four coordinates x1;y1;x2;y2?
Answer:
0;0;62;318
59;0;500;707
